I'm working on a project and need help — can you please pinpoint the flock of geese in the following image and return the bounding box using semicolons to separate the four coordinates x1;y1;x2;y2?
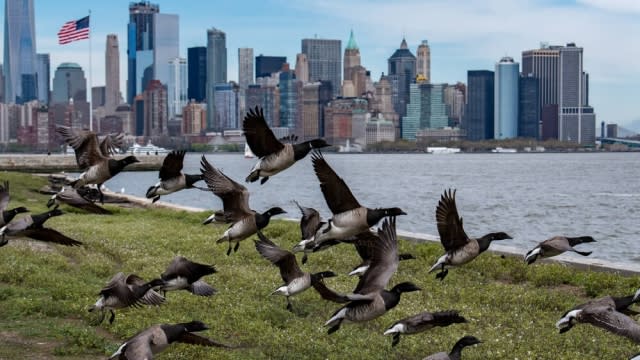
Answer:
0;106;636;359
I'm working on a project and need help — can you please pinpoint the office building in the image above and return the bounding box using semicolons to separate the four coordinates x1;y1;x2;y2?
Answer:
301;38;341;98
182;100;206;135
255;55;286;78
206;27;227;130
214;83;238;130
295;53;309;83
4;0;37;104
518;74;540;139
105;34;120;113
168;57;187;120
187;46;206;102
464;70;494;140
36;53;50;104
51;63;87;104
324;98;368;145
238;48;254;89
142;79;167;136
494;57;519;139
246;84;278;127
279;64;300;129
416;40;431;83
388;38;416;121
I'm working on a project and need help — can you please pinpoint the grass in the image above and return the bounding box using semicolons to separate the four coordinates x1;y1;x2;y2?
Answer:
0;171;638;359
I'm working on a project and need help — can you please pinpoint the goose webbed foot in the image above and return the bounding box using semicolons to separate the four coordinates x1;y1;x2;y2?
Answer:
391;333;401;347
435;268;449;281
108;310;116;324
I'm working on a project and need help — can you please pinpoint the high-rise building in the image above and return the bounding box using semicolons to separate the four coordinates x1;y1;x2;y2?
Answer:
214;83;237;130
444;82;465;127
127;1;159;104
428;84;449;129
518;74;540;139
343;31;360;85
167;57;187;120
464;70;494;140
153;13;179;87
36;53;50;104
187;46;206;102
51;63;86;104
279;64;300;129
4;0;37;104
494;57;519;139
324;98;368;145
388;38;416;122
105;34;120;113
206;28;227;131
295;53;309;83
301;81;331;139
246;84;278;127
402;83;421;140
182;100;206;135
238;48;254;89
301;38;341;98
142;79;167;136
255;55;286;78
416;40;431;83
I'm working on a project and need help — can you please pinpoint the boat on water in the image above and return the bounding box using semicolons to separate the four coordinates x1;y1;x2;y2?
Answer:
126;142;171;155
338;139;363;153
492;147;518;153
426;147;461;154
244;143;255;158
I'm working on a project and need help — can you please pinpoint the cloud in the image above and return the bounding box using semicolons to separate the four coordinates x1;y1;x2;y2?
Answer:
577;0;640;13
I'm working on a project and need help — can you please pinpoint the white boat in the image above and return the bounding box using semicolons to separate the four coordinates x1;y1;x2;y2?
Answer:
491;147;517;153
427;147;461;154
126;142;171;155
338;139;363;153
244;143;255;158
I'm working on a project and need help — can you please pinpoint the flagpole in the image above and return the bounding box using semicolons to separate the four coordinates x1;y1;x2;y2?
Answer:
88;9;93;131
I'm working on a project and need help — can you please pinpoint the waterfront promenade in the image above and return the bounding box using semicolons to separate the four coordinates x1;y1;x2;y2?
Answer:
0;153;163;172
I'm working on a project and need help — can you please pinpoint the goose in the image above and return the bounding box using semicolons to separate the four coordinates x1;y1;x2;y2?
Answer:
243;106;330;184
146;150;204;203
200;155;286;255
254;231;336;311
557;293;640;339
422;335;482;360
313;217;421;334
158;256;217;296
291;200;325;264
109;320;232;359
294;151;406;252
524;235;596;264
56;126;139;203
383;310;467;347
428;189;512;281
0;206;82;247
349;231;416;276
47;186;112;215
0;181;28;226
89;272;165;325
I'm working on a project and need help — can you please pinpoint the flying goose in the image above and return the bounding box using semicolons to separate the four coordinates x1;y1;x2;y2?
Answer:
146;150;204;203
200;155;286;255
254;231;336;311
89;272;165;325
0;181;28;226
0;206;82;247
109;320;232;359
428;189;512;281
294;151;406;253
313;218;421;334
47;186;112;215
56;126;139;203
157;256;217;296
524;235;596;264
291;200;325;264
243;106;330;184
422;335;482;360
384;310;467;347
349;231;416;277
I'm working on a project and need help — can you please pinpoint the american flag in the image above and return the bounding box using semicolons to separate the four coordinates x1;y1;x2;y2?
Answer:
57;16;90;45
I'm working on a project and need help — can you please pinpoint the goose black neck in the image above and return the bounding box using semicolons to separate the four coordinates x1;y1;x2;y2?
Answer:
160;324;188;344
185;173;204;187
310;271;334;283
614;295;635;309
381;290;402;311
255;212;272;230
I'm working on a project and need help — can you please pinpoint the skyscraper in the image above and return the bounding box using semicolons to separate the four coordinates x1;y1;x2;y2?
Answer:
295;53;309;83
105;34;120;113
51;63;86;104
343;30;360;85
416;40;431;83
518;74;540;139
279;64;300;129
152;13;179;86
206;28;227;130
388;38;416;123
167;57;187;120
494;57;519;139
301;38;341;98
142;79;167;136
187;46;206;102
464;70;494;141
36;53;50;104
255;55;286;78
127;1;159;105
238;48;254;89
4;0;37;104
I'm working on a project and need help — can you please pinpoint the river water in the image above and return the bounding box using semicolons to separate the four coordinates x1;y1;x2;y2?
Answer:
103;152;639;265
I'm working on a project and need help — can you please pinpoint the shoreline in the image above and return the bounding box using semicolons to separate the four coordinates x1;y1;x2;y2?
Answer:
0;153;163;172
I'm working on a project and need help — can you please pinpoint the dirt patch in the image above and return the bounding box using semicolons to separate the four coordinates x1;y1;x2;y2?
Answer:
0;330;58;359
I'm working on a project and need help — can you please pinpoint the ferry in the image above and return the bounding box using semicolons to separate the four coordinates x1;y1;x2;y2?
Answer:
491;147;518;153
126;142;171;155
338;139;363;153
426;147;461;154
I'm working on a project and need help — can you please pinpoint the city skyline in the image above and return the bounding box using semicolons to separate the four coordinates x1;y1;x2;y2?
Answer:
0;0;637;129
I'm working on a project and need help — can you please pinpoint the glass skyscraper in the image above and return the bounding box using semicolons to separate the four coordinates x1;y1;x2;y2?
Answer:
494;57;519;139
4;0;37;104
187;46;206;102
464;70;494;141
388;38;416;122
127;1;158;105
168;57;187;120
51;63;86;104
206;28;227;130
301;38;341;98
255;55;286;78
36;53;50;104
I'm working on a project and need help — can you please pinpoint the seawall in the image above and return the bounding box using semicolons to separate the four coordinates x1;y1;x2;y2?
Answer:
105;190;640;276
0;154;163;172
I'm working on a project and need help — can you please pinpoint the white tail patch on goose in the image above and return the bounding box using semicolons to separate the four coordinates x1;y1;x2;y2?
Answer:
383;323;406;335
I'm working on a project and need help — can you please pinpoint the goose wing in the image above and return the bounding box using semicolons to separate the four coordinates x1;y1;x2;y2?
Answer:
100;273;140;307
0;181;10;212
353;217;398;295
56;126;107;169
311;151;360;214
177;332;234;348
312;278;374;304
242;106;284;157
56;188;112;214
200;155;252;222
294;201;322;240
436;189;470;251
162;256;216;283
20;228;82;246
540;237;574;252
159;150;186;181
255;232;304;283
121;335;154;360
99;132;124;157
580;304;640;343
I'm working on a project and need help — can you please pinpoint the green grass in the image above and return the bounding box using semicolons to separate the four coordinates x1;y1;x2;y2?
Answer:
0;171;638;359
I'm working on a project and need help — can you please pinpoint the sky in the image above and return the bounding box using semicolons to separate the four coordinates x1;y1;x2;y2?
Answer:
2;0;639;130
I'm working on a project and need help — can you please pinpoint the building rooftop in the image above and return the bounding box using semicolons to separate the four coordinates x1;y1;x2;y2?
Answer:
57;62;81;69
346;30;358;50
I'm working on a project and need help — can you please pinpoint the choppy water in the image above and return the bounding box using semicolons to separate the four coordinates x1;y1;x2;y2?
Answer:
103;152;639;264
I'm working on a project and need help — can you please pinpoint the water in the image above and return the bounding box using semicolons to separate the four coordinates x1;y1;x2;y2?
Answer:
103;152;640;264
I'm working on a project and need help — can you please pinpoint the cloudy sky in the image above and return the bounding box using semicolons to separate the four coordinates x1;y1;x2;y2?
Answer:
4;0;639;130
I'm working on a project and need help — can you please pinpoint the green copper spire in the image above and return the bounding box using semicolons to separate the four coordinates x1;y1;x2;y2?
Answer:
346;29;358;50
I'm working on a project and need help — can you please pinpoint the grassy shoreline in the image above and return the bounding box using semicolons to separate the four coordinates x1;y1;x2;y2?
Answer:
0;171;637;359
